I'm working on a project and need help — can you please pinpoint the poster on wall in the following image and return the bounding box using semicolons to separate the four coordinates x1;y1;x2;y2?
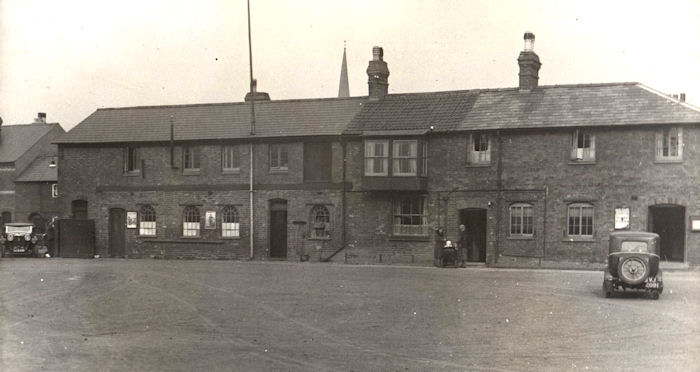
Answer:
691;217;700;231
205;211;217;229
126;212;138;229
614;207;630;230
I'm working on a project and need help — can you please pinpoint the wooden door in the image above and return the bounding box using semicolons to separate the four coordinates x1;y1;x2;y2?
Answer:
269;200;287;258
108;208;126;257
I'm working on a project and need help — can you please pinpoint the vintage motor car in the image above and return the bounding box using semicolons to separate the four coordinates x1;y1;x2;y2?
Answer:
603;231;663;299
0;222;46;258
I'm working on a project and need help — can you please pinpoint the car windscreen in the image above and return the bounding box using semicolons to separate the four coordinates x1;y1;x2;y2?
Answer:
620;240;648;253
5;226;33;234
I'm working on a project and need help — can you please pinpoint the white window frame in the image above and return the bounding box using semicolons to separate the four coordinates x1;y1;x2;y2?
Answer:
571;130;596;162
221;206;240;238
510;203;534;236
468;133;491;164
567;203;594;237
309;205;331;239
183;206;201;237
139;205;157;237
183;145;200;171
270;144;289;171
51;184;58;198
222;145;240;172
364;140;389;176
656;126;683;162
421;141;428;176
392;196;429;237
392;140;418;176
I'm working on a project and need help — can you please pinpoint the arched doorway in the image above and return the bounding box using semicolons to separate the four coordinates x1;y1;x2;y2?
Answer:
648;204;685;262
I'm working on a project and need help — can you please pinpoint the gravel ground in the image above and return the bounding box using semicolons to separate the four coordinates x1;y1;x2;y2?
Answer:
1;258;698;371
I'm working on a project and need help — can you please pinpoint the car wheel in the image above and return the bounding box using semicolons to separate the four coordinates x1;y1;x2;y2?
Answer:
605;291;611;298
618;256;649;286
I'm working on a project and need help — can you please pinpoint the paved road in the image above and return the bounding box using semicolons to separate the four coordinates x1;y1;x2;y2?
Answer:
1;259;698;371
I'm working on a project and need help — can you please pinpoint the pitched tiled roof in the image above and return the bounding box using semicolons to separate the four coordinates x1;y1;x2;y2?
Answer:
345;83;700;134
56;97;366;144
0;124;60;162
15;156;57;182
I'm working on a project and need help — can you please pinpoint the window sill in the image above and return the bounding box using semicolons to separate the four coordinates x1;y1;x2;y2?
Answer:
138;235;157;239
183;169;201;176
269;169;289;174
123;171;141;177
507;236;535;241
654;158;683;164
563;237;596;243
364;174;389;177
222;169;241;175
220;236;241;240
568;160;596;165
389;235;430;242
393;173;418;177
180;235;201;239
465;163;491;168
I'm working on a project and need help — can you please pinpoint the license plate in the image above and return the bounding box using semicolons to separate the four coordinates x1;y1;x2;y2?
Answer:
12;248;26;253
645;281;659;289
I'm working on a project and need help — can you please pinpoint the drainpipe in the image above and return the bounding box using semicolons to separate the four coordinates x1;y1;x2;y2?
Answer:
341;138;347;259
249;143;255;259
495;130;503;264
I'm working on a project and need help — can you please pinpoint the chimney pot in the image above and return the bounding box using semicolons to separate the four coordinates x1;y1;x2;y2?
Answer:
523;31;535;52
680;93;686;102
372;46;383;61
34;112;47;124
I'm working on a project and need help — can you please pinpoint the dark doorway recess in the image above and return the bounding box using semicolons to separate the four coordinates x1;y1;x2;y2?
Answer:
648;204;685;262
270;200;288;258
459;208;487;262
109;208;126;257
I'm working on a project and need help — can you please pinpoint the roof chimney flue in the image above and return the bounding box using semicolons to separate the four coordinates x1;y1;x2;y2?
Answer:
34;112;47;124
367;46;389;100
518;31;541;92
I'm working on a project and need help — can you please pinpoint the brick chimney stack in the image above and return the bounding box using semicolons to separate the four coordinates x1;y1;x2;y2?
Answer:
518;32;541;91
34;112;47;124
366;46;389;100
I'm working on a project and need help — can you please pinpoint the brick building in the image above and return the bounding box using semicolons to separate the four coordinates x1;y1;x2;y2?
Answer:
57;33;700;266
0;114;65;232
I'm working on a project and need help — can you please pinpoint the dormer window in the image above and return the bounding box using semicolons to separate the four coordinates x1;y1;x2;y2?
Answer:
571;130;595;162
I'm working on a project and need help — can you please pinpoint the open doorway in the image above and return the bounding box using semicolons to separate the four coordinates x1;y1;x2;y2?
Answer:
459;208;487;262
269;199;288;258
648;204;685;262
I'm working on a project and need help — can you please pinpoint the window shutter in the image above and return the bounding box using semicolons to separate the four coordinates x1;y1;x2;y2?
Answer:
655;132;663;158
466;134;472;164
678;127;683;158
589;135;596;160
570;130;578;160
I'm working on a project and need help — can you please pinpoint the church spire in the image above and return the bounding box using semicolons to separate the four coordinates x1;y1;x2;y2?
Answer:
338;41;350;98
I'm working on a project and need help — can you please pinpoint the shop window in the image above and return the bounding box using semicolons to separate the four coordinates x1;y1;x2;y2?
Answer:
139;205;156;236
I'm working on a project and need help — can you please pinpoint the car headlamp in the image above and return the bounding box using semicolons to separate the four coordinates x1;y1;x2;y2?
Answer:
7;234;14;241
24;234;31;241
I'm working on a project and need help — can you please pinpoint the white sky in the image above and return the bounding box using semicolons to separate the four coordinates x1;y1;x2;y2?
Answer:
1;0;699;131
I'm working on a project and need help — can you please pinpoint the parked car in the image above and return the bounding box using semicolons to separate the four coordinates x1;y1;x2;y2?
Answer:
603;231;663;299
0;222;46;258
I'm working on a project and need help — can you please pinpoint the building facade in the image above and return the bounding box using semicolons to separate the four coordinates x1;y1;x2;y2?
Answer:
0;114;65;231
57;34;700;266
